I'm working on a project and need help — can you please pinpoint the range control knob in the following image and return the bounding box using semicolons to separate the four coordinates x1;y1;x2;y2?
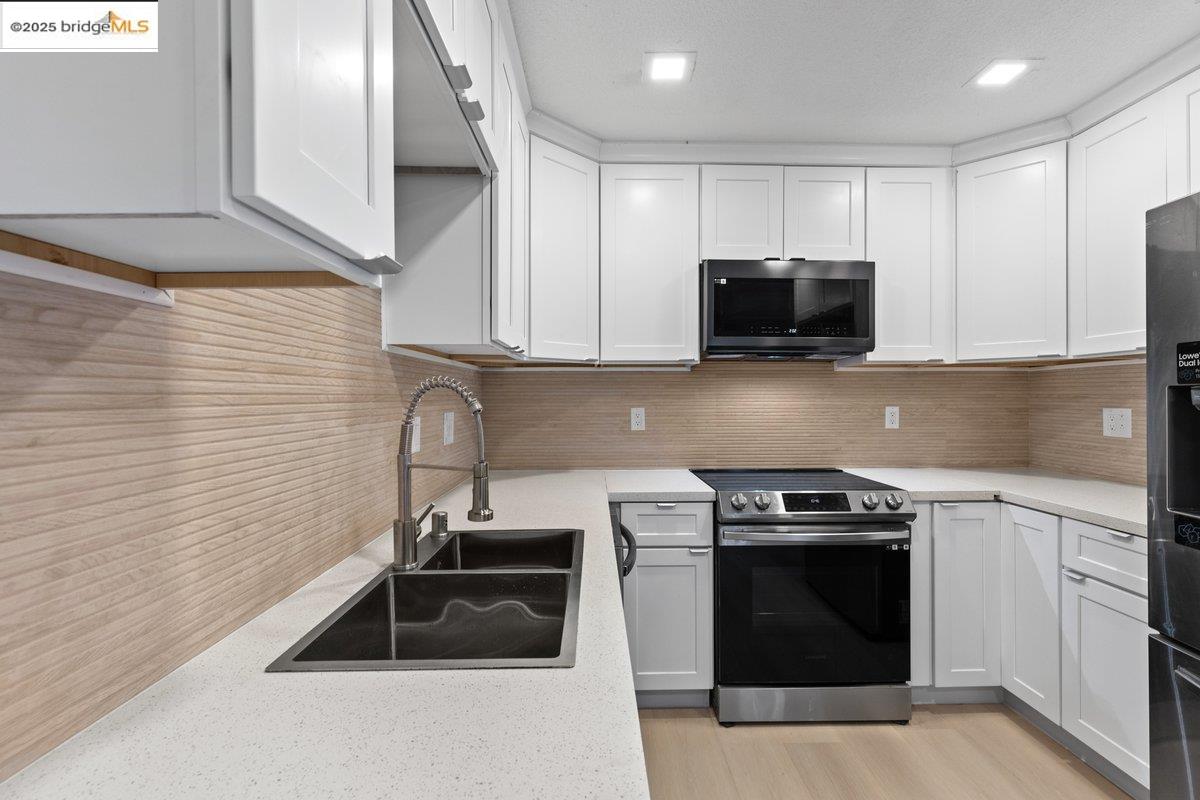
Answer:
861;493;880;510
885;493;905;510
754;493;773;511
730;492;748;510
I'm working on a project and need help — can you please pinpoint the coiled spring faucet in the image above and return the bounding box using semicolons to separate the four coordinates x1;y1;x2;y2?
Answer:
395;376;493;570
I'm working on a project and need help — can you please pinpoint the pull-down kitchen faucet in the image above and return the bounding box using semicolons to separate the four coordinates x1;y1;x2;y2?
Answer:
394;376;492;570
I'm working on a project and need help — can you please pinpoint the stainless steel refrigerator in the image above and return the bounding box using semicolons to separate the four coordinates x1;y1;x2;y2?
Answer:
1148;192;1200;797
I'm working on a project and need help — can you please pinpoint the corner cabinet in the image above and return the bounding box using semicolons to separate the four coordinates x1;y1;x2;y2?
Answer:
700;165;784;259
933;502;1001;687
624;547;714;692
955;143;1067;361
1000;505;1061;723
528;136;600;360
1067;93;1170;356
783;167;865;260
600;165;700;362
865;168;953;362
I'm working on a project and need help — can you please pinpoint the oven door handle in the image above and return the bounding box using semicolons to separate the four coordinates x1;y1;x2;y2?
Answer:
721;530;909;545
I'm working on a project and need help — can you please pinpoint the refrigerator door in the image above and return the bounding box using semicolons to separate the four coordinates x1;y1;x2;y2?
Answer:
1151;634;1200;797
1148;195;1200;648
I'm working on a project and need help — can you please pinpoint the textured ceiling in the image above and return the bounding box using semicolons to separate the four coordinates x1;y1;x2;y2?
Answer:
508;0;1200;145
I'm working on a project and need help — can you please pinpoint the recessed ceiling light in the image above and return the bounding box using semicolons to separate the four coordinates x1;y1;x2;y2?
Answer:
973;59;1035;87
643;52;695;83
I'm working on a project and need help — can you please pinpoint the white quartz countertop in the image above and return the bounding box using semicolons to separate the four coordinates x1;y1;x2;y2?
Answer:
844;467;1147;536
0;471;650;800
604;469;716;502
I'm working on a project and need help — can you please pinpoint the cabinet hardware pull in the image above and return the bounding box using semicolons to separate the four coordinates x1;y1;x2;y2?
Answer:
1175;667;1200;694
1062;568;1087;583
655;502;677;509
938;503;960;508
687;547;710;555
1106;530;1133;540
444;64;473;93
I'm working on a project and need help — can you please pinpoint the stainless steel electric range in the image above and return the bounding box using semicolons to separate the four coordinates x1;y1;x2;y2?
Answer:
691;469;916;725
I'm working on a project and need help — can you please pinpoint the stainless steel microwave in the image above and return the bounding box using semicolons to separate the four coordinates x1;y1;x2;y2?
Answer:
702;259;875;358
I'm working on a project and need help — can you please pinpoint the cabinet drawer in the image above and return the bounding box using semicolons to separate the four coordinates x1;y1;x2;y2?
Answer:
1061;517;1147;596
620;502;713;547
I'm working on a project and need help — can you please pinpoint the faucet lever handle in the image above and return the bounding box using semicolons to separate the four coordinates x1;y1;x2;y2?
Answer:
415;503;435;527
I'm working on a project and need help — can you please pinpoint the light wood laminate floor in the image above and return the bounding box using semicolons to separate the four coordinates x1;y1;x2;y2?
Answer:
639;705;1129;800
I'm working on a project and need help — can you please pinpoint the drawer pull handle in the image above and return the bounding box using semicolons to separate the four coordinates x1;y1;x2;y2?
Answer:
1176;667;1200;694
1062;568;1087;583
1107;530;1133;540
688;547;710;555
938;503;960;508
655;502;677;509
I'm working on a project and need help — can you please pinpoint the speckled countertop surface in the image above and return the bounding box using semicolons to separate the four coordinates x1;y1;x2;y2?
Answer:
845;467;1147;536
0;471;650;800
604;469;716;502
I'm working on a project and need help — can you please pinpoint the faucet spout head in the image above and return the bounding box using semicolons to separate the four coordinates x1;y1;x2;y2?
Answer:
467;461;494;522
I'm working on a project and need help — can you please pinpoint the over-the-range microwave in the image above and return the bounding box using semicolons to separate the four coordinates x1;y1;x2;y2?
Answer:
701;259;875;358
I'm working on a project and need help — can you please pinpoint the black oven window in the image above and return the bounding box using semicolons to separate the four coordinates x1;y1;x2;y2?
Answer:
712;277;869;338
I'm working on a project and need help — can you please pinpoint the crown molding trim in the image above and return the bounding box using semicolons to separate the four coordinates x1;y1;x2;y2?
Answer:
597;140;952;167
526;110;602;160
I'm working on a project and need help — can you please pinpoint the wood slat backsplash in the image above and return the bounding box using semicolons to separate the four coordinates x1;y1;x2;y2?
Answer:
1028;362;1147;484
482;362;1032;469
0;274;482;780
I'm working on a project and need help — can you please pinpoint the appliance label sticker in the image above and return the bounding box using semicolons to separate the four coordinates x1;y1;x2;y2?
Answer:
1179;341;1200;384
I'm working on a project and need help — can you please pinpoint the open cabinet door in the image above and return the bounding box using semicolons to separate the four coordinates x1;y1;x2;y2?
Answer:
231;0;395;261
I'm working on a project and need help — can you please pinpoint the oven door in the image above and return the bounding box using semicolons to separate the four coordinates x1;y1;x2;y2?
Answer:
716;525;910;686
703;259;874;355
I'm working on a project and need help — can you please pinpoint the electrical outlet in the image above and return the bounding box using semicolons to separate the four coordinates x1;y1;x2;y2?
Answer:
1102;408;1132;439
630;407;646;431
412;416;421;453
885;406;900;429
443;411;455;445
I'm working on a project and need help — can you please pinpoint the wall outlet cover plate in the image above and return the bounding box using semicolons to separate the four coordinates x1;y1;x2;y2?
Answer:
1102;407;1132;439
885;406;900;429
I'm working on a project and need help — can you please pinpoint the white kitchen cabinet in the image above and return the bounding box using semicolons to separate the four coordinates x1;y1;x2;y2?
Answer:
1060;570;1151;787
1068;93;1170;356
933;502;1001;688
700;165;784;260
492;106;529;352
1001;506;1061;723
464;0;495;149
956;143;1067;361
783;167;865;260
423;0;465;64
601;164;700;362
0;0;396;284
489;57;516;351
1163;66;1200;201
624;546;714;692
910;503;933;687
865;168;953;362
529;136;600;360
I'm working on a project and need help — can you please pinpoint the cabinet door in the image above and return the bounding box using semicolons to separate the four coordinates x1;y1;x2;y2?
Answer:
422;0;465;64
700;165;783;259
783;167;865;260
231;0;395;261
1061;571;1150;786
624;546;714;691
463;0;494;147
1001;506;1061;723
492;109;529;351
910;503;933;687
1068;95;1170;356
1163;66;1200;201
528;136;599;360
956;143;1067;361
933;502;1001;687
489;58;516;349
865;168;952;362
601;164;700;362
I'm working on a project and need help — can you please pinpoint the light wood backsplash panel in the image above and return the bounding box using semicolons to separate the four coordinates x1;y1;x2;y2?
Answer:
0;274;481;779
482;362;1031;468
1028;362;1146;485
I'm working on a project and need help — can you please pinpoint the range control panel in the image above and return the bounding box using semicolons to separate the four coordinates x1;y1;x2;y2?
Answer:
716;489;915;524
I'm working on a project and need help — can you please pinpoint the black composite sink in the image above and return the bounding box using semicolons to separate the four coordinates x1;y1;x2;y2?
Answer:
267;529;583;671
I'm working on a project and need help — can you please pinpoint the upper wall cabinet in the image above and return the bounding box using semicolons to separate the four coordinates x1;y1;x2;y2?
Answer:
601;164;700;362
700;165;784;259
783;167;866;260
231;0;394;262
1163;68;1200;201
956;143;1067;361
1068;94;1169;356
463;0;495;150
865;168;952;362
0;0;394;284
529;136;600;361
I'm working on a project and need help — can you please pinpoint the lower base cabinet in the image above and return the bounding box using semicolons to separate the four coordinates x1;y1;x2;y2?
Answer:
932;502;1001;687
1060;571;1151;787
1001;506;1061;723
624;546;713;691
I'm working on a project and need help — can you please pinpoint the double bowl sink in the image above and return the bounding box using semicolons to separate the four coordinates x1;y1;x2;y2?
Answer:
267;529;583;671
